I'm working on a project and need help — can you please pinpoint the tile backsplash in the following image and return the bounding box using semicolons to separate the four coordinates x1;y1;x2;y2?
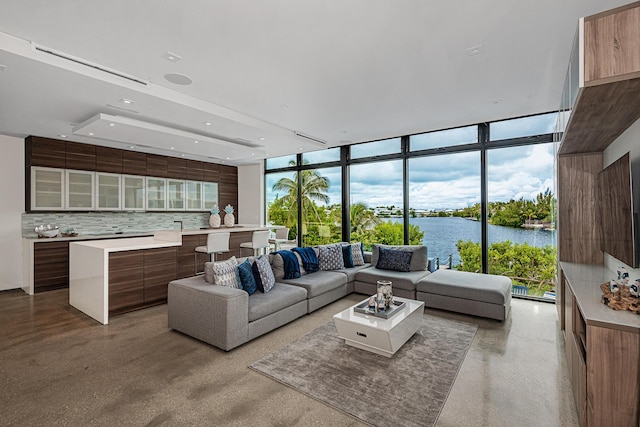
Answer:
22;212;209;237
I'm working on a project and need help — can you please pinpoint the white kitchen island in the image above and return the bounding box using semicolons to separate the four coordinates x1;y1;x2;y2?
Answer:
69;225;273;324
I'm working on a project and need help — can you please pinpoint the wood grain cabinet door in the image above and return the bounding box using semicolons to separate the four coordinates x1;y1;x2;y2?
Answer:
33;241;69;292
108;251;144;315
143;247;177;303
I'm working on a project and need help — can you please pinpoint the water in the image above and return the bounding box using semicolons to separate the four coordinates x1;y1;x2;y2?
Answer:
389;217;556;266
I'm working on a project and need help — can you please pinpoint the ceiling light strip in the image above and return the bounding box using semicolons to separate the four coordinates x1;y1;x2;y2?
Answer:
294;131;326;145
33;45;147;86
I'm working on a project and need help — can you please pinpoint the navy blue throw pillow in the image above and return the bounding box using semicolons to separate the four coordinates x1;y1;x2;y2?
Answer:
237;258;257;295
376;247;412;272
342;244;354;268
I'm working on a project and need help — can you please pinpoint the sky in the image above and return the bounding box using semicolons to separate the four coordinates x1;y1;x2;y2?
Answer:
266;113;556;211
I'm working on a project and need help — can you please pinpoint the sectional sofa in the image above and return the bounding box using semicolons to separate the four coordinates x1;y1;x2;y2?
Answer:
168;243;512;351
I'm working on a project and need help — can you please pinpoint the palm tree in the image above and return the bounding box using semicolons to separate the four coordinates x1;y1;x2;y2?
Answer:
271;163;330;232
350;202;381;234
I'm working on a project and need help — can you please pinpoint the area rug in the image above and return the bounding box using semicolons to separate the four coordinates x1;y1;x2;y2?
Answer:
249;314;477;427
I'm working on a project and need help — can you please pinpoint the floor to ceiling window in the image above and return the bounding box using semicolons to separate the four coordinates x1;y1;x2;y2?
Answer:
408;151;481;269
264;112;557;301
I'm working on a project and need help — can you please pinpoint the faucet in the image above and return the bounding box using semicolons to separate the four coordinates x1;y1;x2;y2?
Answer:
173;220;183;231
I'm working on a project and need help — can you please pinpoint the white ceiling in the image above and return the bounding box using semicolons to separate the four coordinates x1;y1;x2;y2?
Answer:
0;0;632;166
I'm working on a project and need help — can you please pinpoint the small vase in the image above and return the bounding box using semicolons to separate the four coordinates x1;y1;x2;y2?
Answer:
224;213;235;227
209;214;221;228
376;280;393;310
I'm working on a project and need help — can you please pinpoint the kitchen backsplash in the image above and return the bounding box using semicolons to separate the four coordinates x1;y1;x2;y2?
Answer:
22;212;210;237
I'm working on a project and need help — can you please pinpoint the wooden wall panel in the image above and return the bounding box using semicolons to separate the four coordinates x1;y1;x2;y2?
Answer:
557;153;603;264
122;151;147;175
65;141;96;171
218;164;238;219
95;146;123;174
186;160;204;181
26;136;66;168
203;162;221;182
146;154;168;178
584;4;640;84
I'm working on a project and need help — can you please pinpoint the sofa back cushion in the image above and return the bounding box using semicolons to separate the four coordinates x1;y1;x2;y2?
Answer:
237;258;258;295
371;244;427;271
205;256;241;289
269;252;306;280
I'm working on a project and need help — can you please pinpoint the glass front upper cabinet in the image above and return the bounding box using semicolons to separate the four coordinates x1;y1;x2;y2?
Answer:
122;175;145;211
65;170;95;210
202;182;219;211
31;167;65;211
96;172;121;210
167;179;186;211
146;177;166;210
186;180;202;211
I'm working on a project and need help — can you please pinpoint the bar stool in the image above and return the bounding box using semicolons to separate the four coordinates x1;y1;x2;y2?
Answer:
194;232;230;275
239;230;270;257
269;227;292;252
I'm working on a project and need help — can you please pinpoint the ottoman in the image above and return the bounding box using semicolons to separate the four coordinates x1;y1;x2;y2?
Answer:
416;269;512;321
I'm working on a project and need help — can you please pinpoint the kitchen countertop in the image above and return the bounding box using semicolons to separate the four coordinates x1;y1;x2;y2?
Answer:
70;236;181;252
23;231;155;242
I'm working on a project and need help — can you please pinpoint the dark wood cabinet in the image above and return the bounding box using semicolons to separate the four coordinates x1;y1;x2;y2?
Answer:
33;241;69;293
146;154;168;178
65;141;96;171
177;235;204;278
203;162;220;182
143;247;177;302
108;247;176;316
186;159;204;181
95;146;123;174
26;136;66;168
108;251;144;316
122;151;147;175
167;157;187;180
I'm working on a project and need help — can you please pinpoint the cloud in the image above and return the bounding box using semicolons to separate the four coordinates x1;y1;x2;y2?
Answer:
267;142;555;210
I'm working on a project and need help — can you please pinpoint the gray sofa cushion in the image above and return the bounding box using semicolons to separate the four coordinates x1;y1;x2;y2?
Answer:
371;244;427;271
355;267;431;292
416;269;511;305
269;252;305;280
280;270;347;298
335;263;372;282
248;282;307;322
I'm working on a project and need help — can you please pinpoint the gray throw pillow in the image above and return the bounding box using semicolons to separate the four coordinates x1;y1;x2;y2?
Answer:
212;256;241;289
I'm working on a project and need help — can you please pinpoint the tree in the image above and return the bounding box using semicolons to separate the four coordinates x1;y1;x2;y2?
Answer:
350;202;381;234
270;163;330;233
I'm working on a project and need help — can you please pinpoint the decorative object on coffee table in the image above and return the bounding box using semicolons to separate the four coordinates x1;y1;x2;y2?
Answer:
376;280;393;310
223;204;235;227
209;206;221;228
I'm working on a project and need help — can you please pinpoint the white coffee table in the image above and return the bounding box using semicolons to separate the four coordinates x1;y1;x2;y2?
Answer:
333;296;425;357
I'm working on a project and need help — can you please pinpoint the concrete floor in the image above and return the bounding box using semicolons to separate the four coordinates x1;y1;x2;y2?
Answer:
0;289;579;426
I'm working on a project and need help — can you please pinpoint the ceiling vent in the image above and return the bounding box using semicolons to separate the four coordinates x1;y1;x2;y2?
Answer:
33;44;147;86
294;131;327;146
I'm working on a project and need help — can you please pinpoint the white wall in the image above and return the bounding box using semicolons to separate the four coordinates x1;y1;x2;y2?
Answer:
237;163;264;225
602;117;640;279
0;134;25;290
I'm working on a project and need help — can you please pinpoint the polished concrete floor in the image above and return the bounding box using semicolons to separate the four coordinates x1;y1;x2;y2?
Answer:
0;289;579;426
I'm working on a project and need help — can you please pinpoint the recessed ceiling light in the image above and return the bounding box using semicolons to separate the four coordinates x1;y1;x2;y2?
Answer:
58;134;67;138
181;154;186;157
88;132;94;136
259;137;265;141
203;122;212;126
162;52;182;63
226;157;230;160
298;147;303;151
251;153;254;156
119;98;135;105
170;146;175;150
164;73;192;85
129;146;135;149
194;140;199;144
109;123;115;127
